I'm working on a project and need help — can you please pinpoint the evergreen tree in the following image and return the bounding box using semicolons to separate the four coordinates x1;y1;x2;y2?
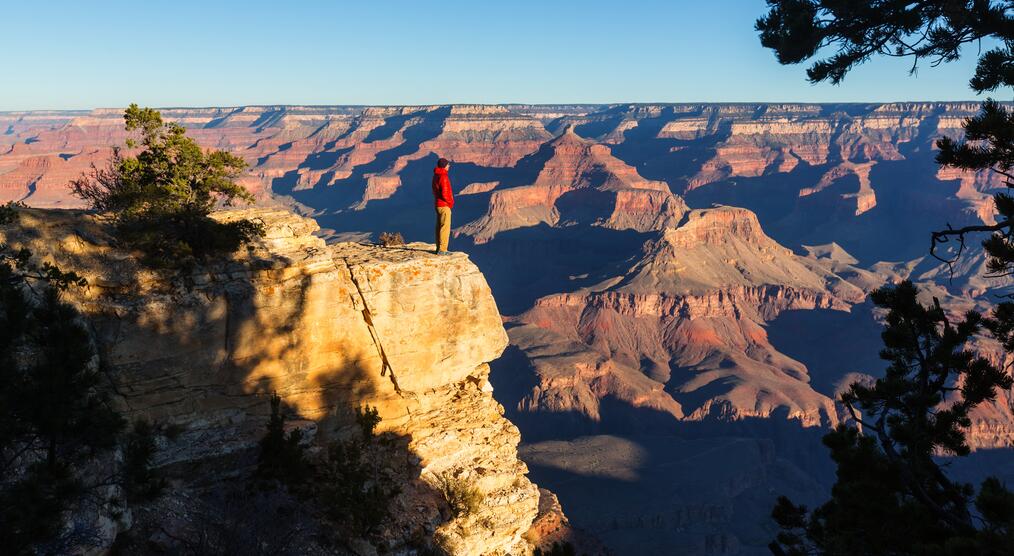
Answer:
255;393;311;486
312;404;399;537
756;2;1014;554
0;203;124;554
70;104;264;267
121;419;176;503
254;397;399;540
771;281;1014;554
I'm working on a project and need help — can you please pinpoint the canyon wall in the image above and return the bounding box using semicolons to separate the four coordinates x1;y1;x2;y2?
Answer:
5;102;1010;440
0;207;548;555
508;205;869;434
6;102;1014;554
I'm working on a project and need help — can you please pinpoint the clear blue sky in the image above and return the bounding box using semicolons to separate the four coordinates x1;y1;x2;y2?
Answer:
1;0;996;110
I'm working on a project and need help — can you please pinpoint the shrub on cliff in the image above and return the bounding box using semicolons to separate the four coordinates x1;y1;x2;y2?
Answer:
378;232;405;247
254;398;399;539
316;404;400;537
121;419;180;503
70;104;264;267
438;472;484;518
255;393;311;486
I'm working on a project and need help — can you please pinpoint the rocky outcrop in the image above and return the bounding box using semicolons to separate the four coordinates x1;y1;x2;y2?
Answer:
523;489;609;556
516;286;841;427
508;206;868;429
459;128;686;243
1;207;542;555
620;207;866;301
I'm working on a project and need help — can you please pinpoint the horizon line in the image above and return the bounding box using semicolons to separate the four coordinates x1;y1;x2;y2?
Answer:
0;99;994;114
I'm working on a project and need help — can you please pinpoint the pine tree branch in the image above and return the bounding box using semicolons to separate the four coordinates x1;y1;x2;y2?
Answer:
843;398;884;434
1;436;39;474
872;418;975;532
930;221;1012;271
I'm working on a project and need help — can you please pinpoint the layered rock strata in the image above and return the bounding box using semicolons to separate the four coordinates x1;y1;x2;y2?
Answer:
460;127;687;243
1;207;541;555
510;206;869;429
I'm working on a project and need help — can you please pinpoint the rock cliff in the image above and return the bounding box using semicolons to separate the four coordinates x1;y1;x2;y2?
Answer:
7;102;1014;554
508;206;870;430
459;127;686;243
1;207;545;555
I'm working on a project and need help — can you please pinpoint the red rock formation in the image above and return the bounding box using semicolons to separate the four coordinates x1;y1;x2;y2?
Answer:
0;102;990;225
1;102;1008;438
459;181;500;195
509;206;867;428
459;127;686;242
417;105;553;167
523;488;609;556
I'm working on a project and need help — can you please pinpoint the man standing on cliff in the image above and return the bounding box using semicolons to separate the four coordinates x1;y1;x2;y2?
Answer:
432;157;453;255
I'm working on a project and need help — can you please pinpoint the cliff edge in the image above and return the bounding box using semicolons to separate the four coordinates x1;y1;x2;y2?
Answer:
1;207;542;555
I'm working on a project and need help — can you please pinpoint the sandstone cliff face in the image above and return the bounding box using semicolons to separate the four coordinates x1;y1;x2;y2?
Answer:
2;208;542;555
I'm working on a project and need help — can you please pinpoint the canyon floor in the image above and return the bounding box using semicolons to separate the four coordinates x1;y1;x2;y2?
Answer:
5;103;1014;554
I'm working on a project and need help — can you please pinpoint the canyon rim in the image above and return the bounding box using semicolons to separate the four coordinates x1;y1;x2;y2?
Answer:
3;101;1014;554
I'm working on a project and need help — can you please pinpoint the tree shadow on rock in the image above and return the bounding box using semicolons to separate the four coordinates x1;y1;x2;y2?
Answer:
56;234;453;553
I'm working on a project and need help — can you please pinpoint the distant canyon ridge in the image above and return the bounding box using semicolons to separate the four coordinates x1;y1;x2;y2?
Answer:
3;103;1011;554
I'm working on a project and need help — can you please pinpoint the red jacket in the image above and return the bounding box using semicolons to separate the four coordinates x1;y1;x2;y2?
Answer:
432;166;454;208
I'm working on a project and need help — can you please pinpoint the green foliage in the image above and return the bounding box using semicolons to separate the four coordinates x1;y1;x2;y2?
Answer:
0;204;87;292
255;393;311;486
0;201;24;225
758;4;1014;554
534;542;578;556
0;204;126;554
937;98;1014;175
0;462;84;555
254;397;398;537
0;231;122;471
755;1;1012;86
109;484;310;556
935;97;1014;276
315;404;397;536
317;437;400;536
757;1;1014;275
854;282;1011;460
70;104;264;267
770;282;1014;555
437;472;484;518
355;404;381;439
121;419;171;503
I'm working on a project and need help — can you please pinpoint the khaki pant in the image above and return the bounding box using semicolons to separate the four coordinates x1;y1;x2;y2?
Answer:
435;206;451;252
